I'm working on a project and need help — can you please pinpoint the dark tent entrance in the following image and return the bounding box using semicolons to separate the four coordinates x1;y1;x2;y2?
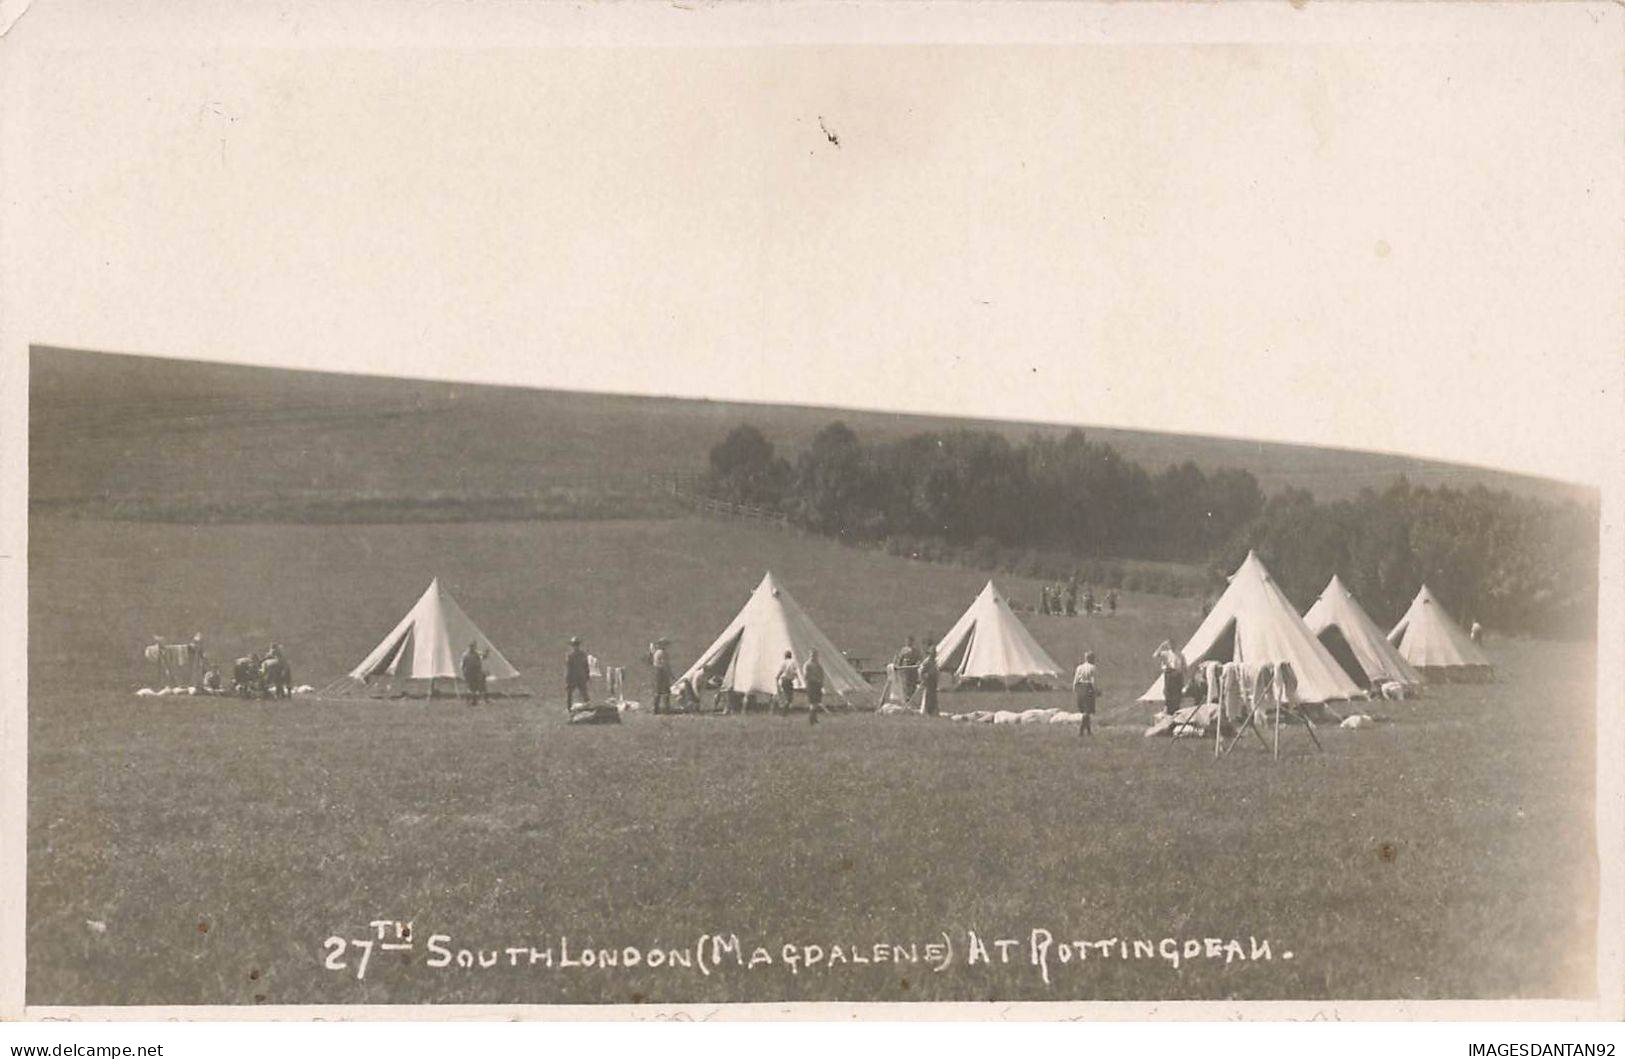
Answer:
1316;625;1372;689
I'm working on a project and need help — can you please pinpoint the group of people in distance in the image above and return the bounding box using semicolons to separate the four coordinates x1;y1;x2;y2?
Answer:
157;638;292;699
1038;581;1118;618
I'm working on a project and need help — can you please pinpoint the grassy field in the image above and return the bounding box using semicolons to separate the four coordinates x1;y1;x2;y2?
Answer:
26;515;1597;1005
31;346;1590;518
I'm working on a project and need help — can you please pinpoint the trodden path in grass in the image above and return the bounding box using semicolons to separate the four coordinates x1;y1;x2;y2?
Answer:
26;517;1597;1004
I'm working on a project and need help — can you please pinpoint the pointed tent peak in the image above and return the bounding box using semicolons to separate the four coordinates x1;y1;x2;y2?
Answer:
1235;550;1274;581
755;571;783;598
1323;573;1351;597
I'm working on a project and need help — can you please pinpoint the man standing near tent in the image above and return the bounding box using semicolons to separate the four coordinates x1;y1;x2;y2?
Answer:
1470;620;1484;645
1153;639;1186;712
649;638;673;714
461;640;489;706
803;649;826;725
1107;589;1119;616
776;650;799;712
1073;651;1098;737
565;637;591;709
894;637;921;699
918;641;940;716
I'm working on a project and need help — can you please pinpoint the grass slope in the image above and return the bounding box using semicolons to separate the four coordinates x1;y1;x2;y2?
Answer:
31;346;1589;515
26;516;1597;1004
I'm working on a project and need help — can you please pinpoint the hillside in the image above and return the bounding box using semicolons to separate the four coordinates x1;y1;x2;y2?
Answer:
30;345;1589;516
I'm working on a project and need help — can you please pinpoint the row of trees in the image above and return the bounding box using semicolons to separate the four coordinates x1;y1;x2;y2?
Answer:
1229;480;1598;637
707;422;1265;560
703;422;1599;637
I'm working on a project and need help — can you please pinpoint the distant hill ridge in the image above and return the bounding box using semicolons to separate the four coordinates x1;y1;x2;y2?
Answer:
29;345;1590;516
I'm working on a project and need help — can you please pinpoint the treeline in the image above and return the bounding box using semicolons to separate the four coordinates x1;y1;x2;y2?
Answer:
707;423;1264;560
703;422;1599;638
1229;480;1598;638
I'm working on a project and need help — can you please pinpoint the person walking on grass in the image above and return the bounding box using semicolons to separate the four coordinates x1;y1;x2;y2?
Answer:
1073;651;1098;738
918;641;940;716
565;636;591;710
649;637;673;715
461;640;489;707
776;650;799;713
803;649;826;726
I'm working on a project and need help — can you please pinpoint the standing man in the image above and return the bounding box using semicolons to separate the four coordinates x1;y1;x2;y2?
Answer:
1073;651;1098;738
461;640;489;707
262;642;293;699
564;636;591;710
1107;589;1119;616
775;650;799;713
1065;582;1078;617
1152;639;1186;713
894;636;921;700
1081;586;1095;617
1469;620;1484;645
649;638;673;714
918;640;940;716
803;649;826;726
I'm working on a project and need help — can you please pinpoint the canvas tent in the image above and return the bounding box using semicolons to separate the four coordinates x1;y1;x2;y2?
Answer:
1387;584;1492;679
935;580;1063;686
1302;575;1424;690
1138;551;1362;705
677;572;870;704
346;578;520;686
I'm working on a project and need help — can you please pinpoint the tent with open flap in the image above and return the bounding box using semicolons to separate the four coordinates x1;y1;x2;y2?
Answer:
677;572;871;705
1303;575;1424;690
1138;551;1362;705
1387;583;1492;680
342;577;520;689
934;580;1063;687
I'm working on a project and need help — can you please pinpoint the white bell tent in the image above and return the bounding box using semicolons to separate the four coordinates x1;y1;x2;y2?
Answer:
1303;575;1424;690
1138;551;1361;705
677;572;870;704
341;578;519;691
1387;583;1492;679
934;580;1063;687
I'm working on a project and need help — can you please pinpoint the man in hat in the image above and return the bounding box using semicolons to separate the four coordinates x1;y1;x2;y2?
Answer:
565;636;591;709
649;637;673;714
461;640;489;706
918;640;940;715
